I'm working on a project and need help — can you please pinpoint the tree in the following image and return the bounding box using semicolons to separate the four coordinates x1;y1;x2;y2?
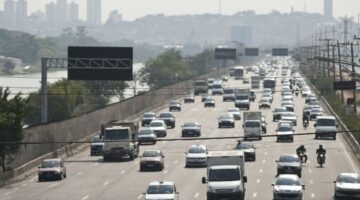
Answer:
0;87;32;172
139;49;192;89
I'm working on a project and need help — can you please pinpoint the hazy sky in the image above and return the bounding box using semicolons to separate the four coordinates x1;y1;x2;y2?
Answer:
1;0;360;22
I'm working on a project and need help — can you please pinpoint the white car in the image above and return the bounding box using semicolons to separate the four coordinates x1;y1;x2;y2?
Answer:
334;173;360;199
276;123;295;142
227;107;241;120
272;174;305;200
185;145;207;167
144;181;179;200
149;120;167;137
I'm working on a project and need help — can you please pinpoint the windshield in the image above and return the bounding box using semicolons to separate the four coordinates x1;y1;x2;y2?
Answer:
195;81;207;86
278;126;292;132
236;143;253;149
279;156;300;163
188;147;206;154
143;151;161;157
264;79;275;88
212;84;222;89
275;108;286;112
223;89;234;94
150;122;163;127
143;113;155;118
183;122;196;127
92;136;103;142
228;108;238;112
338;175;360;183
237;95;248;100
245;121;260;127
276;178;300;186
317;119;336;126
139;129;153;135
209;168;240;182
104;129;129;140
41;160;60;168
160;113;172;118
147;185;174;194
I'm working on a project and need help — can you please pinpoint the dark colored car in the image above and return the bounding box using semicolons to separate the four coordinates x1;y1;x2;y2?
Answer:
141;112;156;126
159;112;176;128
139;150;165;171
276;154;302;177
181;122;201;137
223;88;236;102
169;100;181;111
204;97;215;107
234;141;256;161
184;95;195;103
273;107;288;121
90;135;104;156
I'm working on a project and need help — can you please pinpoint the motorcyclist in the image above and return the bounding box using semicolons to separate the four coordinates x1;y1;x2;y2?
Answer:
316;145;326;158
302;113;309;128
296;145;308;163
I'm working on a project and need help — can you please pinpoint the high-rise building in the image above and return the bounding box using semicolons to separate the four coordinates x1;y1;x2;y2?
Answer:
324;0;333;18
68;1;79;21
230;26;253;46
87;0;102;25
45;2;56;24
16;0;28;27
4;0;16;27
56;0;68;23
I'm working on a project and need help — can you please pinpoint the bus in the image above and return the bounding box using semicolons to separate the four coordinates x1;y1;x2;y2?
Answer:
234;66;244;80
263;78;276;93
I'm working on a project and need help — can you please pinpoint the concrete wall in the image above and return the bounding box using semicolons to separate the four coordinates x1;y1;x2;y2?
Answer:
0;68;227;185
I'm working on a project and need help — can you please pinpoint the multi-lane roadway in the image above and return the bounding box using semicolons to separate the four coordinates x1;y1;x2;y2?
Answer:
0;61;359;200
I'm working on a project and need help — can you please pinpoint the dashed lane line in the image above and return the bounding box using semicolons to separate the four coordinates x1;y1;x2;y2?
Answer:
259;169;263;173
120;170;126;175
308;169;312;173
194;193;200;198
81;195;89;200
311;193;315;198
137;194;143;199
264;152;268;155
256;179;261;184
48;183;58;188
94;163;99;166
76;171;83;176
253;193;257;198
174;160;179;164
309;180;313;185
103;181;110;186
163;170;168;174
262;160;266;164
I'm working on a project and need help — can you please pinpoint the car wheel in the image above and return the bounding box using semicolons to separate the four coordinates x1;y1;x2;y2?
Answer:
140;165;144;171
333;135;336;140
63;173;66;178
38;176;42;182
129;154;134;160
218;125;221;128
58;174;63;180
315;135;319;139
232;124;235;128
298;172;302;178
253;156;256;161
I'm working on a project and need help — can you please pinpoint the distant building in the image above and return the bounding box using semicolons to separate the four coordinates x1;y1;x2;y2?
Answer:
45;2;56;24
0;11;4;26
230;26;253;46
106;10;122;24
4;0;16;27
87;0;102;25
16;0;28;27
68;1;79;21
56;0;68;23
324;0;333;18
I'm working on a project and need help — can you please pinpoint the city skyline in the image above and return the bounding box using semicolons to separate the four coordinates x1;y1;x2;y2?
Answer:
0;0;359;22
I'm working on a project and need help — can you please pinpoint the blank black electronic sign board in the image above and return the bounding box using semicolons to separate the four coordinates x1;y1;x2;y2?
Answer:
68;46;133;81
215;48;237;60
244;48;259;56
272;48;288;56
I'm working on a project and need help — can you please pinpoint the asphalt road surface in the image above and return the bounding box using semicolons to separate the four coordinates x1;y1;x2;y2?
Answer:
1;61;359;200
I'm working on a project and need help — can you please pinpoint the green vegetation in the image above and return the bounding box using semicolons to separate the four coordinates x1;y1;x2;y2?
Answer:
0;87;32;172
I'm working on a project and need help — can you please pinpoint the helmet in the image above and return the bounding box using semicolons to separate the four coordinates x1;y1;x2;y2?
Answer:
300;145;304;148
319;144;323;148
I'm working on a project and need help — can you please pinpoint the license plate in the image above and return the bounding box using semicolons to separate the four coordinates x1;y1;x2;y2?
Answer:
147;164;154;167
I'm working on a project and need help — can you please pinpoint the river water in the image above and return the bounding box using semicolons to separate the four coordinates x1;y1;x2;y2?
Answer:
0;63;147;100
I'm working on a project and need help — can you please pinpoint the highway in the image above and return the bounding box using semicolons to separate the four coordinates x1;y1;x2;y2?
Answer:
1;60;360;200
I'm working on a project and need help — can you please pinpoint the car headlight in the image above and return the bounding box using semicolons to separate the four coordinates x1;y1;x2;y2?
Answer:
54;170;60;174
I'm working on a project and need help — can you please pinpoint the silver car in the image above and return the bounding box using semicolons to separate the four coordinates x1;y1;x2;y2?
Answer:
272;174;304;200
38;159;66;181
138;127;157;144
334;173;360;199
227;107;241;120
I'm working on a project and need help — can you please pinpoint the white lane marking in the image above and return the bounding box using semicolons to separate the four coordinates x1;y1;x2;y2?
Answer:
308;169;312;173
13;187;19;191
31;176;37;182
203;134;206;137
256;179;261;183
134;161;139;165
311;193;315;198
21;183;27;187
76;171;83;176
264;152;268;155
231;139;235;142
227;145;231;149
309;180;313;185
94;163;99;166
163;170;168;174
0;197;12;200
308;160;311;164
194;193;200;198
48;183;58;188
174;160;178;164
259;169;263;173
120;170;126;175
137;194;143;199
253;193;257;197
103;181;110;186
262;160;266;164
266;145;270;148
191;108;200;111
81;195;89;200
339;138;359;173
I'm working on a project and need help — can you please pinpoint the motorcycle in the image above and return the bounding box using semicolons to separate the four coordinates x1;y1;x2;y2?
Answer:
303;120;309;129
295;90;299;96
298;152;307;163
317;153;326;167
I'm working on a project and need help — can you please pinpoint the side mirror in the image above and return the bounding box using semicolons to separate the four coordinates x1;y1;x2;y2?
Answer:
336;125;339;128
38;166;41;168
275;160;279;162
242;125;244;127
142;192;146;195
202;177;207;184
333;180;336;183
243;176;247;183
302;184;305;190
271;183;274;186
314;124;316;127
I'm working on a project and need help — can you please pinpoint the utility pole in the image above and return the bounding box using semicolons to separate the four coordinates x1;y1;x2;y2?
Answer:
350;42;357;113
337;41;345;103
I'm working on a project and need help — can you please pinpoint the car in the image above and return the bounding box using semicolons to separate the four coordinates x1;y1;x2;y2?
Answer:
276;154;302;177
181;122;201;137
204;97;215;107
273;107;288;121
90;135;104;156
218;113;235;128
138;127;157;144
281;101;294;112
243;77;250;84
184;94;195;103
272;174;305;200
141;112;156;126
259;97;271;109
280;112;297;126
222;75;229;82
139;150;165;171
38;159;66;181
201;93;211;102
223;87;236;101
207;78;215;89
169;100;181;111
249;90;256;102
144;181;179;200
302;105;313;116
149;120;167;137
282;95;293;102
159;112;176;128
305;94;317;104
211;83;223;95
227;107;241;120
185;144;207;167
333;173;360;199
262;93;273;103
276;123;295;142
301;88;312;97
309;108;323;120
234;141;256;161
